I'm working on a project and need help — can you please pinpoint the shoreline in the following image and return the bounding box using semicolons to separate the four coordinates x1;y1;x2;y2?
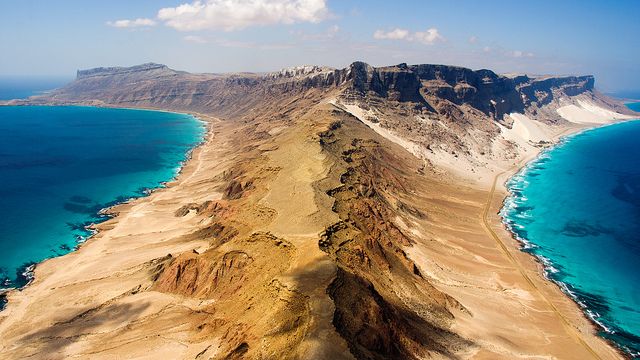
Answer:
495;118;640;359
0;98;230;358
0;104;211;306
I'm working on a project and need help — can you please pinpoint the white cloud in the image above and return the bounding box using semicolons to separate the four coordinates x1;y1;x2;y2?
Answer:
157;0;329;32
107;18;156;28
413;28;444;45
373;27;444;45
373;28;410;40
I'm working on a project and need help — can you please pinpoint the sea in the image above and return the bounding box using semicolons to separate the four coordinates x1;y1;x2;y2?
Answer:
502;102;640;357
0;76;70;101
0;82;205;309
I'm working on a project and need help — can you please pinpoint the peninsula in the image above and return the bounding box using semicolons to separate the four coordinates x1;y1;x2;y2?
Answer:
0;62;636;359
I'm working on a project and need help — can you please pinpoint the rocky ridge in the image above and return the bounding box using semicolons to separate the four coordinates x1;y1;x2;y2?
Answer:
22;61;605;119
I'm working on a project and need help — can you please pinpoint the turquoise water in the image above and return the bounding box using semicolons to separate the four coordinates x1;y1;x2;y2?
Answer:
0;106;205;297
502;102;640;357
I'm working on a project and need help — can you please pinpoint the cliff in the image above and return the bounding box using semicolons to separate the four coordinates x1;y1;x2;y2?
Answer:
26;61;607;120
75;63;177;80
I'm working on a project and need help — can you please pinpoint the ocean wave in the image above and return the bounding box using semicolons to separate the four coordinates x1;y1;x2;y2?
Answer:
19;264;36;288
538;256;560;275
586;309;613;334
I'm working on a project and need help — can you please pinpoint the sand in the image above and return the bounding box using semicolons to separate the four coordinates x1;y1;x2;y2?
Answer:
507;113;552;142
399;124;623;359
0;114;227;359
558;100;633;124
329;102;626;358
337;101;488;185
338;102;426;159
0;99;359;359
328;99;629;358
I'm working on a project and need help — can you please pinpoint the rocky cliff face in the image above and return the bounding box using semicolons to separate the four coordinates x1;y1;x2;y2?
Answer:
28;61;597;121
516;75;595;107
340;62;597;120
75;63;177;80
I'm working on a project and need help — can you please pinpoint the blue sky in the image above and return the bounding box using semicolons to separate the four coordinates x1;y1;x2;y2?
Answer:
1;0;638;92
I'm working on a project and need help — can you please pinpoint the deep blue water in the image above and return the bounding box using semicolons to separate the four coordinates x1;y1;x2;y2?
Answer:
0;106;204;296
0;77;70;100
502;102;640;357
607;90;640;102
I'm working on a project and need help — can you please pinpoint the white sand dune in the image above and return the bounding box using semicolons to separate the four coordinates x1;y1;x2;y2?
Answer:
557;100;632;124
337;101;501;184
508;113;550;143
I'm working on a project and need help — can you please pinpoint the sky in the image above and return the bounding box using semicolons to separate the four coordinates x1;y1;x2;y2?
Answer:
1;0;638;93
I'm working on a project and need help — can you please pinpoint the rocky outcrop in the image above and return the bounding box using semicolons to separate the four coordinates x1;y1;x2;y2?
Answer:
222;179;253;200
516;75;594;107
76;63;177;80
318;118;472;359
341;63;598;119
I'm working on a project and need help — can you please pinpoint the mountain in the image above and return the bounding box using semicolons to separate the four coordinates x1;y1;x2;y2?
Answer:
27;62;611;120
22;61;633;182
0;62;633;359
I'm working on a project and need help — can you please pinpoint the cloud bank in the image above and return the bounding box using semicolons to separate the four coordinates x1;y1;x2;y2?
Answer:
373;28;444;45
157;0;329;31
373;28;410;40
